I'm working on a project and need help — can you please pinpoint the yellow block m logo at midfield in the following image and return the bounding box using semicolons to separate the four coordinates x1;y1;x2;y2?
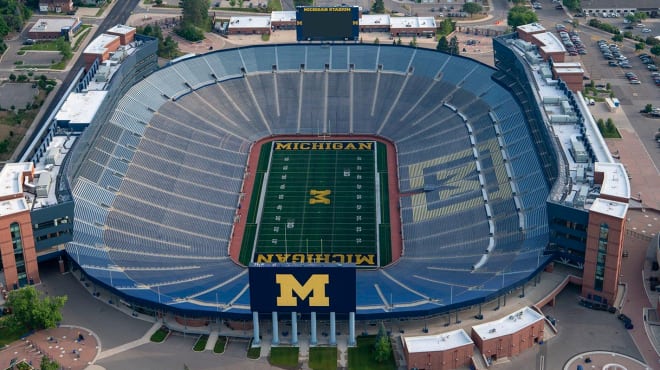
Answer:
309;189;331;205
276;274;330;307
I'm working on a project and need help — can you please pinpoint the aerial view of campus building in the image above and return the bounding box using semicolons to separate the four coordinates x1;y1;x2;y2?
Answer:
0;0;658;369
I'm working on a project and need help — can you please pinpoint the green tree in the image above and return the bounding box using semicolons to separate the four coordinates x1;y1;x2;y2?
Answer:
507;6;538;31
436;35;449;52
229;0;236;6
596;118;605;133
181;0;211;28
651;45;660;56
54;37;72;60
510;0;526;4
409;36;417;47
644;104;653;113
373;38;379;44
636;42;645;51
562;0;579;11
9;73;16;81
612;33;623;42
449;36;460;55
155;0;163;4
373;323;392;363
437;18;455;36
605;118;615;133
462;2;482;18
371;0;385;14
5;286;67;331
40;356;60;370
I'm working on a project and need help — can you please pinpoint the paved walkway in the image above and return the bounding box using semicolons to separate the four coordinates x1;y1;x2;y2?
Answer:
0;325;99;370
564;351;650;370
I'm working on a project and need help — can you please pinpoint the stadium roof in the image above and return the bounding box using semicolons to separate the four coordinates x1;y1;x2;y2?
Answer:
472;307;543;340
67;44;551;318
404;329;473;353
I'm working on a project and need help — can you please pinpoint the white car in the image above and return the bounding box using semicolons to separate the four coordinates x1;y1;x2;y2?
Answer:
636;23;645;28
641;28;652;33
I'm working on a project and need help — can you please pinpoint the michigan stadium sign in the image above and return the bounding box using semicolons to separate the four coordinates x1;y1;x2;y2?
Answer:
255;253;376;266
249;264;357;313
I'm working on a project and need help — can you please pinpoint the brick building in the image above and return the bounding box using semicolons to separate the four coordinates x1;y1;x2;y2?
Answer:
402;329;474;370
38;0;74;13
471;307;545;363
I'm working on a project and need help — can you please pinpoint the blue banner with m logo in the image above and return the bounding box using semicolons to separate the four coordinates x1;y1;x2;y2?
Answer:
249;264;356;313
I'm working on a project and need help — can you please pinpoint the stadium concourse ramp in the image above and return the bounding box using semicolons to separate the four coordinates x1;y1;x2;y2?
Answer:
66;44;551;319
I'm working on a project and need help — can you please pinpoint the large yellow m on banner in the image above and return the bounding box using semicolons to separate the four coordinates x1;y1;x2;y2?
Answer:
309;189;331;205
276;274;330;307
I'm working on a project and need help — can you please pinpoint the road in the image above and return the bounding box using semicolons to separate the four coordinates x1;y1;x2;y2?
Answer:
14;0;141;161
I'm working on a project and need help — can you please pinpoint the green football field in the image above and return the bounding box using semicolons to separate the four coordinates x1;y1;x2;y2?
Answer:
239;140;391;267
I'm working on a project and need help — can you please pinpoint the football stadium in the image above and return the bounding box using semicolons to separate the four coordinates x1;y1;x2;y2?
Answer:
65;44;552;319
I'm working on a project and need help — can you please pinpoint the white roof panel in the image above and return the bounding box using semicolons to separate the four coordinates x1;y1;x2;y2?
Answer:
359;14;391;26
0;162;32;199
595;162;630;200
589;198;628;219
228;16;271;29
271;11;296;22
55;91;108;124
404;329;473;353
472;307;543;340
107;24;135;35
84;33;119;55
533;32;566;53
517;23;546;33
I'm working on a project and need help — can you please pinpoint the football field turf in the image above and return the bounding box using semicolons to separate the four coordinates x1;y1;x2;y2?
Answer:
240;140;390;267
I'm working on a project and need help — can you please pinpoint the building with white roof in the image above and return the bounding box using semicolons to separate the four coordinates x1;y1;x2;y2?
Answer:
402;329;474;370
471;307;545;362
271;11;297;29
28;17;82;41
359;14;391;32
227;16;272;35
390;16;436;36
494;24;632;306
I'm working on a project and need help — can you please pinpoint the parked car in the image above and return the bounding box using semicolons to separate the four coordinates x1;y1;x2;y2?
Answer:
642;28;652;33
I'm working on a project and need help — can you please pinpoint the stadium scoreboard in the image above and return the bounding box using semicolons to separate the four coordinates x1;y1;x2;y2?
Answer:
296;6;360;42
249;264;357;313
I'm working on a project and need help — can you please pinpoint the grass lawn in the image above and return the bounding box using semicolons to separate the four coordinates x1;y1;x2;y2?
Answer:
247;345;261;359
73;27;92;52
269;346;299;367
309;347;337;370
193;334;208;351
348;336;396;370
150;327;169;343
0;321;28;347
214;336;227;353
21;42;59;51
